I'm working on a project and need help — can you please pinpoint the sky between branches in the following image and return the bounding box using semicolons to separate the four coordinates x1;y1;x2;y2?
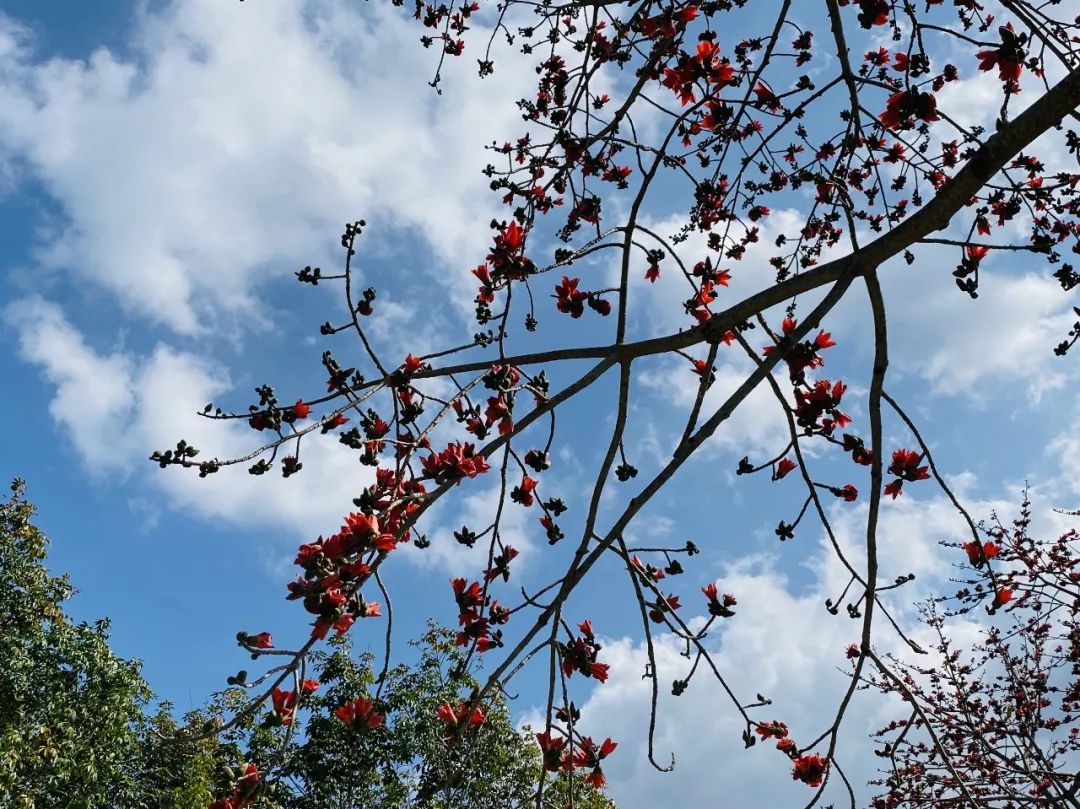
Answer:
1;0;1080;804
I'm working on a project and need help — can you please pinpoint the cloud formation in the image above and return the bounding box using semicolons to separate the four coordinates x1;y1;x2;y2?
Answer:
0;0;527;334
5;296;371;537
572;490;1016;807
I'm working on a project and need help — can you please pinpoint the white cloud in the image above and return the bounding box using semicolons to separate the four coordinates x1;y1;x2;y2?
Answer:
565;490;1020;808
6;296;549;583
0;0;529;334
905;270;1074;399
829;243;1078;403
6;296;137;462
404;481;538;578
1046;400;1080;500
637;353;793;462
620;209;814;463
5;296;372;540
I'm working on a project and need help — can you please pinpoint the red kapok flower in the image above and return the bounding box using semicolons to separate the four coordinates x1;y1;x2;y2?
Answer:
555;276;588;318
879;88;940;130
977;24;1026;83
963;540;1001;566
324;413;349;430
773;458;797;481
753;81;777;105
503;220;524;251
271;687;297;723
292;399;311;419
755;720;789;740
885;448;930;498
336;697;383;728
535;730;567;772
437;701;486;731
792;753;828;787
888;449;929;479
572;736;618;789
254;632;273;649
332;613;355;635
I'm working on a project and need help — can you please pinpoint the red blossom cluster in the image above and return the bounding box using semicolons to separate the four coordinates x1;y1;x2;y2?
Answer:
483;545;520;583
421;441;492;485
962;539;1000;567
754;721;828;787
702;583;737;618
269;688;297;727
660;32;737;107
879;88;941;130
264;680;319;728
535;731;618;788
976;25;1027;83
794;379;851;436
554;276;610;318
448;364;529;441
473;221;537;309
763;317;837;381
638;4;697;40
883;448;930;499
560;620;610;682
647;593;682;624
335;696;384;728
436;701;486;739
287;466;430;639
841;433;875;467
208;763;262;809
683;257;731;324
451;577;506;653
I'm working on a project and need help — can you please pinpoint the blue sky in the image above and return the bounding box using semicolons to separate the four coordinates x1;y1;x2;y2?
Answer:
2;0;1080;804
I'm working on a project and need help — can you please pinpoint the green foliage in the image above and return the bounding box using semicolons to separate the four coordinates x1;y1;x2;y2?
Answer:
0;480;151;808
275;626;614;809
0;481;615;807
133;704;226;809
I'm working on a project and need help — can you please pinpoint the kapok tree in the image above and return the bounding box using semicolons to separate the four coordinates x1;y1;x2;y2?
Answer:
154;0;1080;805
867;497;1080;807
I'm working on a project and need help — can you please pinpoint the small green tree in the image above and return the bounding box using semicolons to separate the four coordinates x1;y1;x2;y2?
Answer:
133;703;229;809
0;480;151;808
273;626;615;809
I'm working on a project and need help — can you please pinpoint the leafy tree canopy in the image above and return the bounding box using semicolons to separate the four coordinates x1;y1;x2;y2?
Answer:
0;480;151;808
0;480;611;808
